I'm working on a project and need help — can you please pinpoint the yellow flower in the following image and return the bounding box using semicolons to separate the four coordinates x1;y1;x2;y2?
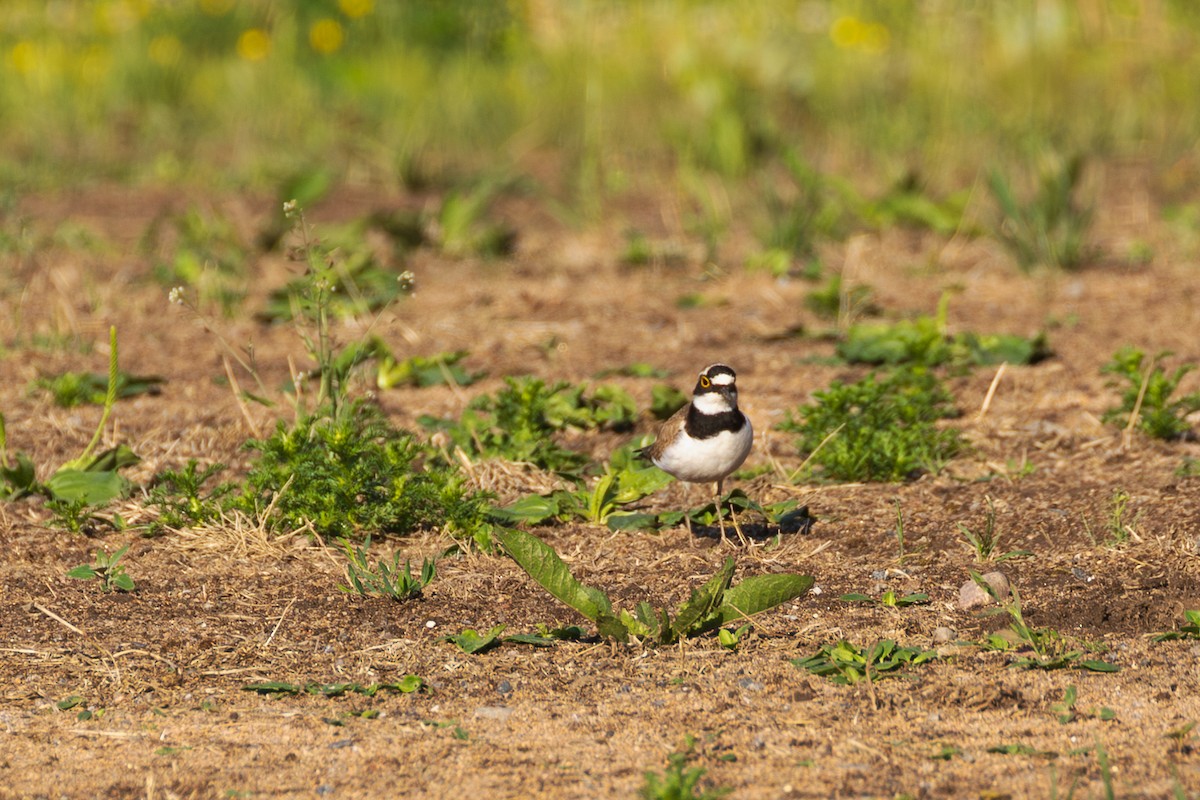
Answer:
148;34;183;68
237;28;271;62
309;18;345;55
8;41;38;75
338;0;374;19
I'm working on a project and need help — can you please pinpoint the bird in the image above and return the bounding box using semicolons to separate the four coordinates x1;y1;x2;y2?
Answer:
640;363;753;543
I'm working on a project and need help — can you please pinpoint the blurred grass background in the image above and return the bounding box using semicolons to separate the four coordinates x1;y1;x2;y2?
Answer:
2;0;1199;214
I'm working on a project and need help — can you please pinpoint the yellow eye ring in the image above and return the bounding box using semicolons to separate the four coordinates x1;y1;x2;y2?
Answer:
699;375;711;388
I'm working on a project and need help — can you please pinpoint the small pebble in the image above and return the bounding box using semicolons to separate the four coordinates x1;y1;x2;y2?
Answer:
870;570;888;581
738;678;764;692
425;620;437;629
958;571;1010;610
932;626;955;643
496;680;513;695
474;706;513;722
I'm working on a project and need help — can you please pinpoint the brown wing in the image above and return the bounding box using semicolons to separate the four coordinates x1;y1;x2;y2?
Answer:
643;403;690;461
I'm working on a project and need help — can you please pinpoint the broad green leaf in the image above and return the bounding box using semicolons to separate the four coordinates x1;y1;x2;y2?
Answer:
111;573;135;592
605;511;659;532
712;574;815;627
0;452;39;498
494;495;560;524
242;681;302;695
504;633;557;647
442;625;505;655
1079;659;1120;673
673;558;736;638
495;528;613;622
67;565;98;580
83;444;141;473
45;469;126;505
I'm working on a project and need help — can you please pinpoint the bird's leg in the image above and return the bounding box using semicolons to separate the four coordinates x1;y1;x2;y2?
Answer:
714;480;727;544
682;482;693;538
730;491;748;546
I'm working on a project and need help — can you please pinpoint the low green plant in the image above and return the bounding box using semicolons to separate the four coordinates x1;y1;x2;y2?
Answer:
839;590;930;608
340;538;436;601
1150;610;1200;642
1101;489;1136;546
144;204;249;314
1177;457;1200;478
1050;685;1115;724
837;297;1049;367
376;349;483;389
441;625;507;655
34;370;163;408
67;545;135;592
987;154;1093;271
650;384;689;420
956;497;1032;563
640;736;730;800
232;404;486;541
780;366;963;482
805;274;876;322
1101;348;1200;440
45;498;103;534
718;624;751;651
494;445;672;529
144;460;231;533
495;528;812;645
791;639;939;685
859;172;973;237
423;377;636;474
432;178;518;258
1;327;140;507
971;571;1118;672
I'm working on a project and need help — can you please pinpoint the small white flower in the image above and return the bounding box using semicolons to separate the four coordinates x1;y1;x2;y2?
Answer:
397;270;416;292
282;199;298;218
168;286;186;306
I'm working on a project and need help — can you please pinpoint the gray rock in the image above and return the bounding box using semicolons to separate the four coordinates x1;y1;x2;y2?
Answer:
932;626;955;643
958;571;1010;610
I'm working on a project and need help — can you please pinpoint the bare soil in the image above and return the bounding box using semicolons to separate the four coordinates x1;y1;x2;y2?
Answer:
2;184;1200;799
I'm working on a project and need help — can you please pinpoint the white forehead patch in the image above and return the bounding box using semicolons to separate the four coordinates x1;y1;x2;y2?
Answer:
709;372;736;386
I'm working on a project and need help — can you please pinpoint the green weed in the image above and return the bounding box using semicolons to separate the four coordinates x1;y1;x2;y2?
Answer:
1050;685;1115;724
1150;610;1200;642
970;572;1118;672
987;154;1093;271
780;366;962;482
1101;348;1200;441
640;736;730;800
423;377;635;474
376;349;483;389
67;545;135;592
34;370;162;408
1;327;140;507
839;590;930;608
956;497;1033;563
837;297;1049;367
791;639;939;686
804;274;877;322
232;404;485;542
340;538;436;601
496;528;812;645
144;460;231;533
143;205;249;315
431;179;518;258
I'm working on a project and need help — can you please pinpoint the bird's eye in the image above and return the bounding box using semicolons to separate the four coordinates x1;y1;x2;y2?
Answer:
699;375;711;388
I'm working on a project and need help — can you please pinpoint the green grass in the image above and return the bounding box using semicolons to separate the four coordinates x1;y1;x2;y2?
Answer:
5;2;1200;233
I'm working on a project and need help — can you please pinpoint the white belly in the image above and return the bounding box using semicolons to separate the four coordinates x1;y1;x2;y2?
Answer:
653;420;753;483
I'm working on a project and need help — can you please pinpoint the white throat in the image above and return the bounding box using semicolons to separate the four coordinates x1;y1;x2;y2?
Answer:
693;391;734;415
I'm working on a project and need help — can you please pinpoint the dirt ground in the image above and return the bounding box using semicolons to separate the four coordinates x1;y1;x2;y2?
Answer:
2;182;1200;799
